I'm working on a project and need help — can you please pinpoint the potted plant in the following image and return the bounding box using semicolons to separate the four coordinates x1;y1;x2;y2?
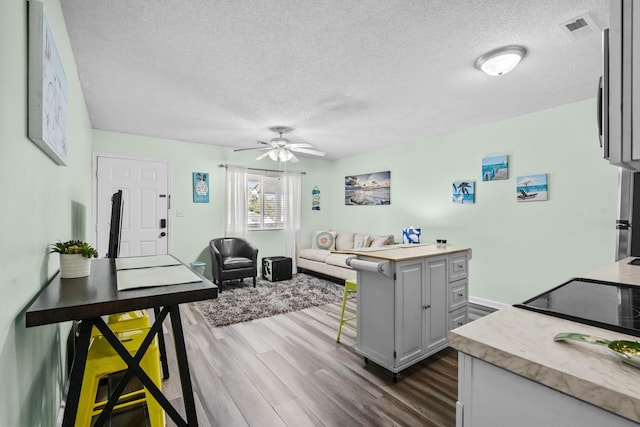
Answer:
50;240;99;278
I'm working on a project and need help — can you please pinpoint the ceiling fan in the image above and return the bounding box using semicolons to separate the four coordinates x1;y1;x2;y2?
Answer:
234;126;326;163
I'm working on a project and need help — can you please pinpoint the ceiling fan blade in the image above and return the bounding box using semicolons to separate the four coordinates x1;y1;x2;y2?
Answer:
289;147;326;156
289;152;299;163
234;146;270;152
255;151;272;160
288;142;313;149
234;140;272;152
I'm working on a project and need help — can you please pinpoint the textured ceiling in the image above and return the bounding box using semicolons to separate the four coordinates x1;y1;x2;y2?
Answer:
60;0;609;160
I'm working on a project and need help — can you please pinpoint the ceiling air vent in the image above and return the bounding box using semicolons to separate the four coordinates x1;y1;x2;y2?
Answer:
559;13;601;40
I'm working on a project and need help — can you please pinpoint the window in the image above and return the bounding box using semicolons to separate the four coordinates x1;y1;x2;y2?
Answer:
247;172;284;230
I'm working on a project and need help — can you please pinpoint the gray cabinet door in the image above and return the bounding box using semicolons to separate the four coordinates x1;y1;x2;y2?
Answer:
395;260;425;366
425;257;448;352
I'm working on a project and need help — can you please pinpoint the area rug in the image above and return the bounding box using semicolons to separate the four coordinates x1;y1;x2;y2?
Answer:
194;273;346;327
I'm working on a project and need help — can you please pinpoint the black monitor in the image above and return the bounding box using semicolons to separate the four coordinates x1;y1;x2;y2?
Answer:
106;190;123;259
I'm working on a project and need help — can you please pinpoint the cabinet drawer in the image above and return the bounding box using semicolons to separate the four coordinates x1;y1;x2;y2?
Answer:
449;307;468;330
449;253;468;282
449;279;468;312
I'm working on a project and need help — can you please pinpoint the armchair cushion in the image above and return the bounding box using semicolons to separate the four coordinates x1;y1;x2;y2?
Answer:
222;256;253;270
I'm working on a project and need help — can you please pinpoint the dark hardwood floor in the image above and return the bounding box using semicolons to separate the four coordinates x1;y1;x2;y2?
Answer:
158;298;458;427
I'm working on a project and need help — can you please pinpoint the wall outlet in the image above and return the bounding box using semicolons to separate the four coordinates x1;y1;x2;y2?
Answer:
176;210;184;217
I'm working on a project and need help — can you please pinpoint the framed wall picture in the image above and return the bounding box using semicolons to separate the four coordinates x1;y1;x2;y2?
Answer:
345;171;391;205
516;174;548;202
452;181;475;204
193;172;210;203
482;155;508;181
28;1;69;166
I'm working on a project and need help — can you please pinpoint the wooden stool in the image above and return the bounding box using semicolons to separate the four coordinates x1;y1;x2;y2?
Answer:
336;279;357;343
75;328;165;427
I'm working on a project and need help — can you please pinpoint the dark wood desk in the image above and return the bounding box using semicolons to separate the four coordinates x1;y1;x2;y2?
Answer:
26;257;218;427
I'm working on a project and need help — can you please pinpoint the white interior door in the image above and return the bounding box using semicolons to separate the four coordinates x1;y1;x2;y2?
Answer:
96;156;169;257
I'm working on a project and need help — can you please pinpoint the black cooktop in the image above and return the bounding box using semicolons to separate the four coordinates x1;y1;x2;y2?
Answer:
514;278;640;338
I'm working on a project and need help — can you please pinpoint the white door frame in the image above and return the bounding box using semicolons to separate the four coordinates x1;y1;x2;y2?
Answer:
92;152;173;255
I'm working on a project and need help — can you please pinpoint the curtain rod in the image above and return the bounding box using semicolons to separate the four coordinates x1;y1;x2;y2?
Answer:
218;163;306;175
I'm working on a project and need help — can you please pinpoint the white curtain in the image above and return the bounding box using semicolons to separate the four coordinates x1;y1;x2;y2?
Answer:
225;165;248;238
282;171;301;273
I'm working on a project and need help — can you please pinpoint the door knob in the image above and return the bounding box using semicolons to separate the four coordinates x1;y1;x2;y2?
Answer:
160;232;166;237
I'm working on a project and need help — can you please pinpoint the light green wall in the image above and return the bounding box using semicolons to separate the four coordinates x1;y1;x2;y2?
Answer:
0;1;93;425
93;131;334;278
331;99;618;303
95;99;617;305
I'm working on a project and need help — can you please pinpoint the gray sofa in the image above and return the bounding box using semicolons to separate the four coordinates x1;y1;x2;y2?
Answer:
296;231;395;281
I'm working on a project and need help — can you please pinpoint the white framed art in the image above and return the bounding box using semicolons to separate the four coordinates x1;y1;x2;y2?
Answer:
28;1;69;166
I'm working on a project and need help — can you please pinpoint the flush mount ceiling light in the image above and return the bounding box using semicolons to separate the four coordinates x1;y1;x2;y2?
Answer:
476;45;527;76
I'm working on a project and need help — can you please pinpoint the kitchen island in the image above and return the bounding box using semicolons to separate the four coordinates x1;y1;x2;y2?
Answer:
343;244;471;381
448;257;640;427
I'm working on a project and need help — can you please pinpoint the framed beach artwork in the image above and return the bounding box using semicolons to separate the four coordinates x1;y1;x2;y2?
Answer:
193;172;210;203
452;181;475;204
28;1;69;166
516;174;548;202
345;171;391;205
482;155;508;181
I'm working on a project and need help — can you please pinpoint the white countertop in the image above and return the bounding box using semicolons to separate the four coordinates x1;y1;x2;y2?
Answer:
584;257;640;286
448;256;640;423
340;243;470;261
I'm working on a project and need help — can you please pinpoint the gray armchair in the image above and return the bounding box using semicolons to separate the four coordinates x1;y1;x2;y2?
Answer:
209;238;259;289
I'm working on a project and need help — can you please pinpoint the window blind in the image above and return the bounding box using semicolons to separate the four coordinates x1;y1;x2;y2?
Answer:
247;172;284;230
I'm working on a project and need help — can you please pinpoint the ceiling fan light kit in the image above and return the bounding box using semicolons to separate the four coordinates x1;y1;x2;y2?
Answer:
234;126;326;162
476;45;527;76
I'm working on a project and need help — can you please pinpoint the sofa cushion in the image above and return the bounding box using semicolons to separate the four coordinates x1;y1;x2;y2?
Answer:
335;232;355;251
370;234;394;247
298;248;330;263
354;234;370;249
325;253;354;268
312;230;336;250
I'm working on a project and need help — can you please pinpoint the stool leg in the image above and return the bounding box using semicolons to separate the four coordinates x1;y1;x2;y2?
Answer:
154;307;170;379
336;285;349;343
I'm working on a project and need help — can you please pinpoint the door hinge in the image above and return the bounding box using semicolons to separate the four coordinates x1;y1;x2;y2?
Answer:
393;273;396;281
393;351;396;359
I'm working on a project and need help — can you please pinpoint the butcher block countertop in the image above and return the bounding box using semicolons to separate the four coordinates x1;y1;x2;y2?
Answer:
339;243;471;261
448;257;640;423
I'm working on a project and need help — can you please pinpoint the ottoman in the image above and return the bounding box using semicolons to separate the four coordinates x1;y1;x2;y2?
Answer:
262;256;292;282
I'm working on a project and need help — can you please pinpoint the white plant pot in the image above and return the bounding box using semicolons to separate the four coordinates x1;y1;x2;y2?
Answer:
60;254;91;278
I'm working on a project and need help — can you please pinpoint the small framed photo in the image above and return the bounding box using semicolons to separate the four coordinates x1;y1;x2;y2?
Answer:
193;172;210;203
482;155;508;181
516;174;548;202
453;181;475;204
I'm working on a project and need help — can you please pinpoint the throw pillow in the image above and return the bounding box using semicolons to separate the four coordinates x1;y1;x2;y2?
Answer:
313;230;337;250
370;234;393;247
354;234;370;249
335;232;356;251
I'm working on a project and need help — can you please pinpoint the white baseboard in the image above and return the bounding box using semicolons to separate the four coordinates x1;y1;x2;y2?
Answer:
469;296;509;311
